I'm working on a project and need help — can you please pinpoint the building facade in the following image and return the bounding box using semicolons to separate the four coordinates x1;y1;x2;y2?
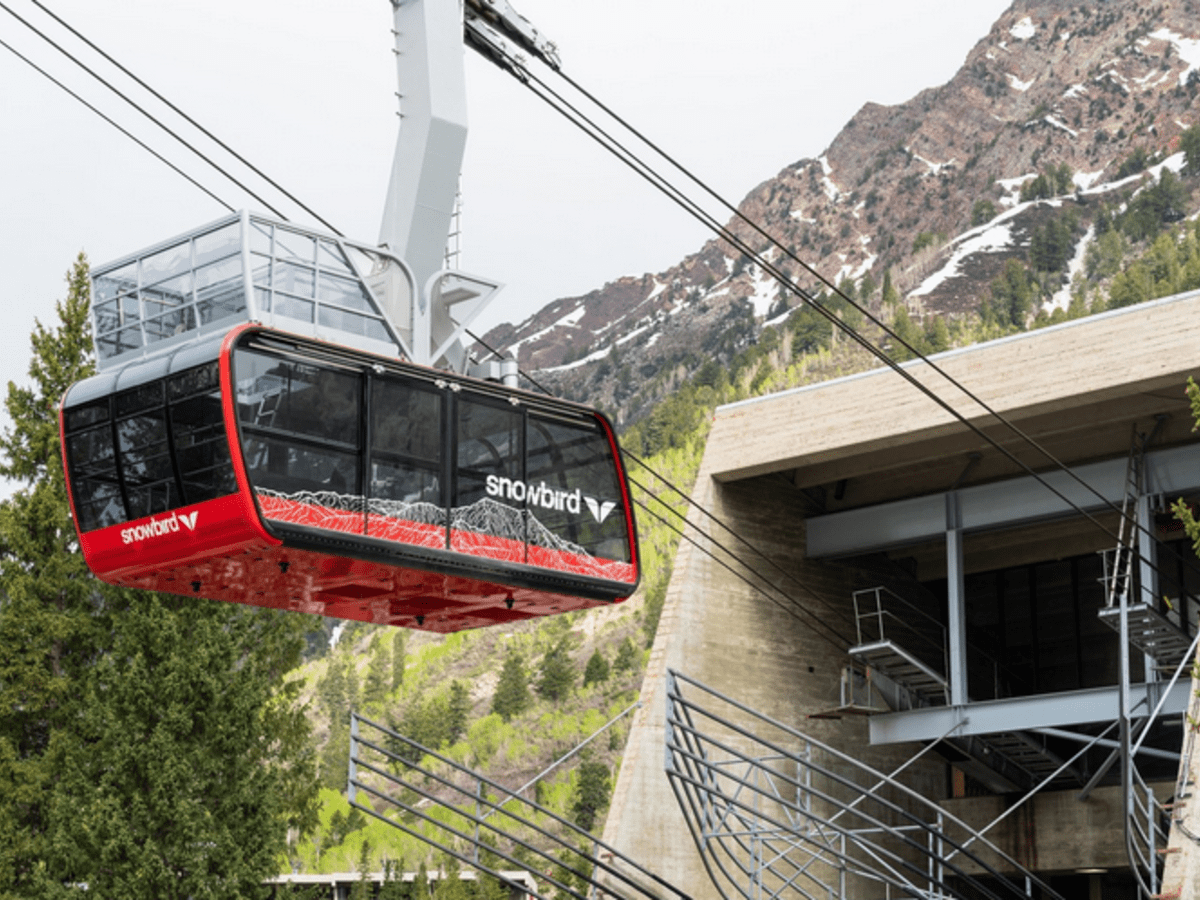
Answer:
604;291;1200;899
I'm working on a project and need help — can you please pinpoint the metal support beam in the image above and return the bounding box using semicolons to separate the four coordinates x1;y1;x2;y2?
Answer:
1136;491;1158;683
868;681;1190;745
946;492;968;707
807;443;1200;558
380;0;469;292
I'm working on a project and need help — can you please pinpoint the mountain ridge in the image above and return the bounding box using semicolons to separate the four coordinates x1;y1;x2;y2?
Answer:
477;0;1200;425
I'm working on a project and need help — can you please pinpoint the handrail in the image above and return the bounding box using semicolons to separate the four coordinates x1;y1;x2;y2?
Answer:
665;669;1064;900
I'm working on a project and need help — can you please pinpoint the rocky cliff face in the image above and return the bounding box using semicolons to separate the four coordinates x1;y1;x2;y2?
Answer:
478;0;1200;425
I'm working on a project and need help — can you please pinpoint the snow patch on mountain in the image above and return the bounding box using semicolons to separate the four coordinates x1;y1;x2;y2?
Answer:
1010;17;1036;41
1150;28;1200;85
910;220;1017;298
747;269;777;318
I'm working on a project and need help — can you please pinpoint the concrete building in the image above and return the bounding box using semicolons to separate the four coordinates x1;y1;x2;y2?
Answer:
603;290;1200;900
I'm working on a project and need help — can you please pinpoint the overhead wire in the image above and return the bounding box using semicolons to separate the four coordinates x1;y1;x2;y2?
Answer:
28;0;344;236
3;2;834;652
480;41;1199;596
554;61;1179;537
0;33;234;213
631;484;857;651
626;450;858;632
468;323;863;651
15;3;1193;644
0;0;294;221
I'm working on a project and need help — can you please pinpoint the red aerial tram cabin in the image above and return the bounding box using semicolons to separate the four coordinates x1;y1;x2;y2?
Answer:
60;213;639;631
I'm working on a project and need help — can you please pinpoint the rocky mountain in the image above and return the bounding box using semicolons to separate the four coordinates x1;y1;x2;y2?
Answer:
478;0;1200;425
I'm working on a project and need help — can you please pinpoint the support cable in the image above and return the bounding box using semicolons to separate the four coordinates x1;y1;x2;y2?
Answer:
553;62;1182;551
631;492;855;652
484;45;1195;595
626;449;859;632
0;34;233;213
28;0;344;235
0;0;293;220
630;474;858;639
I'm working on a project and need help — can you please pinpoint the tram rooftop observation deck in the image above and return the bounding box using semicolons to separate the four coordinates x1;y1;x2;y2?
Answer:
90;212;415;371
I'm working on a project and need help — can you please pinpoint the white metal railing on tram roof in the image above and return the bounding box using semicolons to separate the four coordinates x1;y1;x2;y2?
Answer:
89;212;415;372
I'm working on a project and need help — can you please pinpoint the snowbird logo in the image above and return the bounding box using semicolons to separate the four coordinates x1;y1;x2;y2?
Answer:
119;509;200;545
584;497;617;524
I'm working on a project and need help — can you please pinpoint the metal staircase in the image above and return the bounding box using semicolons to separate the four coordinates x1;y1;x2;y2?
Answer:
848;587;949;706
978;731;1077;789
1091;424;1200;899
1097;602;1193;670
1097;421;1190;670
848;586;1080;790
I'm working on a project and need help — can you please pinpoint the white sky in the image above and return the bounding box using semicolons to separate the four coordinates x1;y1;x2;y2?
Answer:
0;0;1010;399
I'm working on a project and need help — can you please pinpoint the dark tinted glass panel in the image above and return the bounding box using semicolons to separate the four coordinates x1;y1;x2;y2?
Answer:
371;377;441;462
65;363;235;531
235;350;360;447
115;381;163;417
1033;560;1078;692
117;408;179;519
167;360;222;401
169;397;235;505
66;425;122;532
367;377;445;545
242;435;359;502
526;415;631;564
65;399;108;432
369;376;444;513
453;397;523;548
455;399;521;509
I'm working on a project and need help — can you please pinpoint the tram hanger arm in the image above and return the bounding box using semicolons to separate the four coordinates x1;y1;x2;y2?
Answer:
463;0;560;70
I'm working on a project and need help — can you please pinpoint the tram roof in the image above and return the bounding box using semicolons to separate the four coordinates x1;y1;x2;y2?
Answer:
89;211;417;374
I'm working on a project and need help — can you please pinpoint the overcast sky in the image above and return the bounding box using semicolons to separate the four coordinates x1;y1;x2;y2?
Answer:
0;0;1011;399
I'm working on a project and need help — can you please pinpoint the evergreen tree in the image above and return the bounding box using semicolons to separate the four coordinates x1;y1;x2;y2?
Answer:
987;259;1036;329
364;635;391;705
881;269;899;307
971;199;996;227
1183;123;1200;176
889;306;927;360
392;630;407;691
352;840;375;900
379;858;409;900
613;637;638;673
491;652;531;722
858;271;877;305
537;638;576;702
321;653;357;790
582;650;610;687
414;861;432;899
0;254;101;895
571;759;612;832
52;594;317;898
475;873;510;900
446;680;470;746
433;854;467;900
0;255;317;898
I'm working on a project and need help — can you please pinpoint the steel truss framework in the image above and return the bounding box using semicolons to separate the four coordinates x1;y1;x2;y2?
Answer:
664;670;1071;900
347;713;692;900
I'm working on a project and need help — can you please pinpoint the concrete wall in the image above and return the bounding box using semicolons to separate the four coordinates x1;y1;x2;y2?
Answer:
602;290;1200;898
939;784;1138;876
601;446;944;899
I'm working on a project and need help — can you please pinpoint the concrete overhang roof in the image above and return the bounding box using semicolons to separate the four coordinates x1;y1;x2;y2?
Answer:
707;289;1200;509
